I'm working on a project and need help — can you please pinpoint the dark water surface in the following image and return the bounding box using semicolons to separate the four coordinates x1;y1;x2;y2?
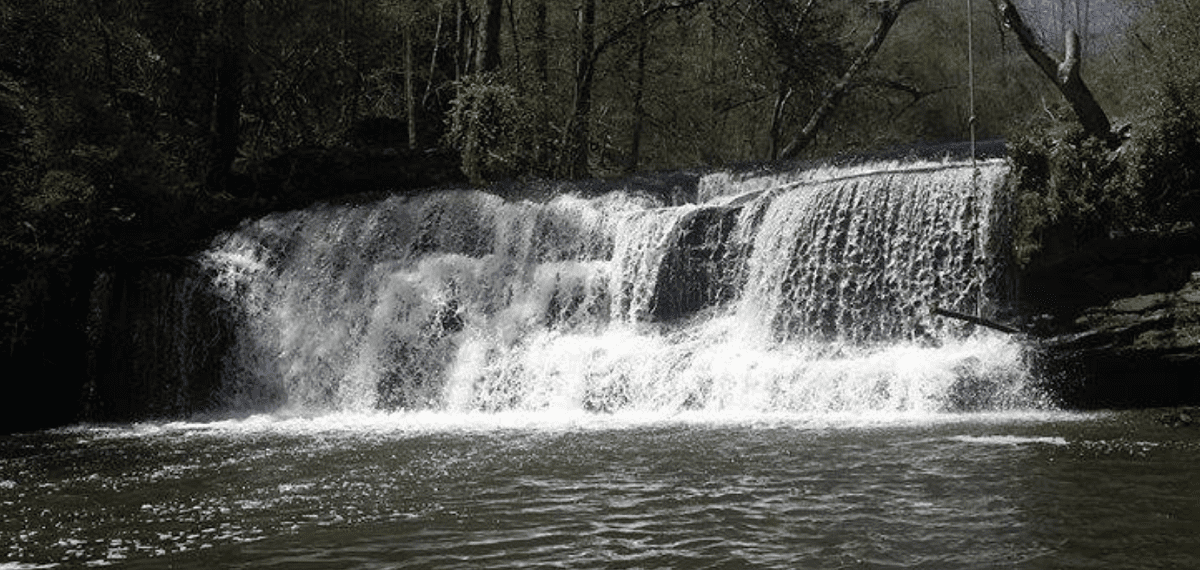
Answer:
3;410;1199;569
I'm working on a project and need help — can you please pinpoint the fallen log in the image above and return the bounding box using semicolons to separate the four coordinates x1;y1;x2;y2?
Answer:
931;306;1022;335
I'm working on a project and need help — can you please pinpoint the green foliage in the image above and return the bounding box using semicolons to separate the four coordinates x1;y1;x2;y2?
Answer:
1007;95;1200;267
25;170;95;216
1008;121;1119;265
1001;0;1200;269
1115;92;1200;221
1123;0;1200;115
445;73;550;185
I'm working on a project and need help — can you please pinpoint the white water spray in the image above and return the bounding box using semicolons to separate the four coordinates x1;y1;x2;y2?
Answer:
201;159;1041;416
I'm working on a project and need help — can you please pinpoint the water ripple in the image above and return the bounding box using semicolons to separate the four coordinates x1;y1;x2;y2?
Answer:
4;413;1199;568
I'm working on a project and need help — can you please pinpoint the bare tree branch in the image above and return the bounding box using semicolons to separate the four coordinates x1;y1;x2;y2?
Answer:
593;0;713;62
779;0;921;160
560;0;713;178
993;0;1114;144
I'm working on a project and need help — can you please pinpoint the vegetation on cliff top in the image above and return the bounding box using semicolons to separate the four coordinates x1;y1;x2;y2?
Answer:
1006;0;1200;273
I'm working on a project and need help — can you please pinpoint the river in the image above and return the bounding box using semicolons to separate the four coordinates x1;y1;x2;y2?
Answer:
3;409;1198;568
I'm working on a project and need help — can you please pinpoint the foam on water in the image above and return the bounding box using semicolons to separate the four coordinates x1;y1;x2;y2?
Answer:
950;434;1070;446
78;407;1088;444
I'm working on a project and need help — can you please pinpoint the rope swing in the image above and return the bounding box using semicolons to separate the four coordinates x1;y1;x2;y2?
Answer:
966;0;977;173
966;0;982;319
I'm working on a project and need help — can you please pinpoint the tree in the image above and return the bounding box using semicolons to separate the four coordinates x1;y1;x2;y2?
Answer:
556;0;714;178
209;0;247;194
558;0;596;179
624;0;650;173
744;0;848;159
476;0;503;73
779;0;923;159
991;0;1114;145
532;0;549;84
405;9;417;149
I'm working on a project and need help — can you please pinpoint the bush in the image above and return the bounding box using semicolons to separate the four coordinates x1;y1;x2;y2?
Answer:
444;73;551;185
1008;120;1127;266
1007;97;1200;267
1115;92;1200;223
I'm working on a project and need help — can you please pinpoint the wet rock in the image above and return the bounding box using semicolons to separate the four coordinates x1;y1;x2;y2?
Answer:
1018;223;1200;323
1110;293;1171;313
1070;272;1200;358
1036;271;1200;408
648;206;744;322
1156;407;1198;428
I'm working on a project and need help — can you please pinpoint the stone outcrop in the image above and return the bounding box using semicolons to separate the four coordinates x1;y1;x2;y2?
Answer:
1015;221;1200;408
1035;270;1200;408
647;206;744;321
1018;223;1200;324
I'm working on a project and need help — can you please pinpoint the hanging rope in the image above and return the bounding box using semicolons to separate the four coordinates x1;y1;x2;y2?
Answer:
967;0;977;173
967;0;981;318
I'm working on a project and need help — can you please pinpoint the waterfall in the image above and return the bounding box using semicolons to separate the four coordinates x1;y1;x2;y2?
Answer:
95;158;1040;419
85;265;236;420
203;190;642;413
734;162;1006;344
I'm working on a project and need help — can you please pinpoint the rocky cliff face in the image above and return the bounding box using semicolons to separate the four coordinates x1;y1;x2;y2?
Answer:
1036;264;1200;408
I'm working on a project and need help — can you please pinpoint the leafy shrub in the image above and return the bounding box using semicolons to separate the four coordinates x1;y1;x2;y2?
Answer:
444;73;550;185
1008;96;1200;267
1114;91;1200;223
1008;121;1125;265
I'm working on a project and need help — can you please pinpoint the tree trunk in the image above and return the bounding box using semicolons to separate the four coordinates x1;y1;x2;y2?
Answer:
779;0;917;160
208;0;246;194
477;0;503;74
561;0;596;179
456;0;473;78
627;3;649;174
533;0;549;84
424;3;443;105
993;0;1114;144
554;0;709;178
769;86;792;160
932;306;1022;335
405;15;417;150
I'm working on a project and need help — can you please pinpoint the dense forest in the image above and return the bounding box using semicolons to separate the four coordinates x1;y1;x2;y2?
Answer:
2;0;1200;429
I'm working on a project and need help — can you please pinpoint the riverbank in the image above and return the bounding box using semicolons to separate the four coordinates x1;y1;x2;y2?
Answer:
1032;257;1200;408
1006;112;1200;409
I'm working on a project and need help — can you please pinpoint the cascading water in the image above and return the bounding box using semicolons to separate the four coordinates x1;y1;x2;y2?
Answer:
193;158;1040;417
733;162;1005;344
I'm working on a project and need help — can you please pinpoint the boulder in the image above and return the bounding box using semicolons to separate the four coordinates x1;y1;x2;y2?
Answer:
1157;407;1198;428
648;206;743;321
